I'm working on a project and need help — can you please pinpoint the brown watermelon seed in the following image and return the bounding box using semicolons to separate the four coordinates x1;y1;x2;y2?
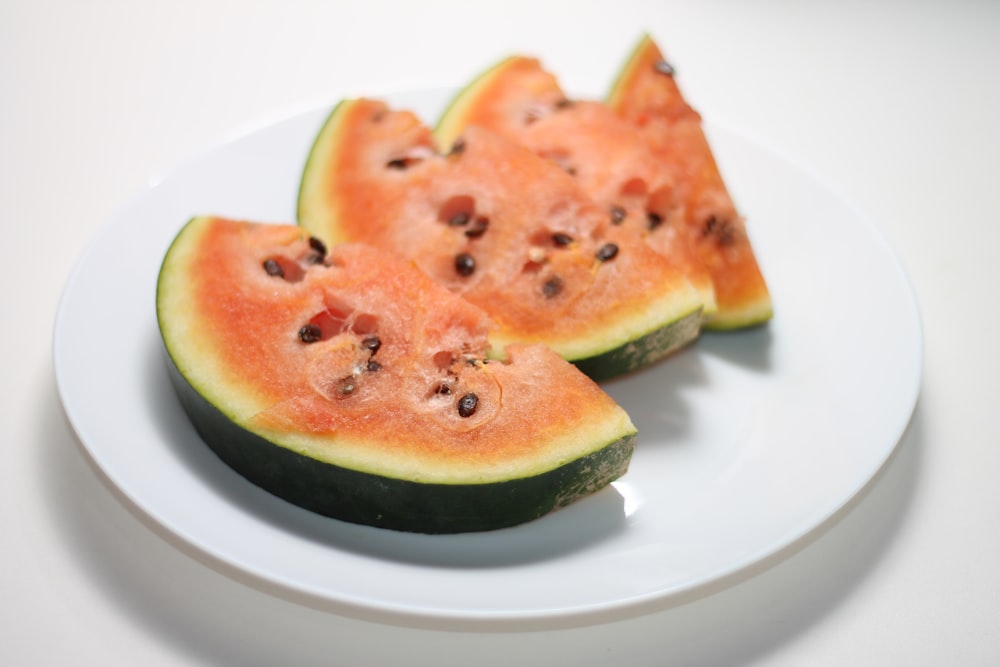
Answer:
457;393;479;418
542;276;564;298
455;253;476;276
610;205;627;225
654;60;676;76
449;137;466;156
434;382;453;396
704;216;738;246
448;211;470;227
308;236;327;259
551;232;574;247
366;360;382;373
361;335;381;355
385;158;408;169
596;243;619;262
262;258;284;278
298;323;322;343
465;217;489;238
555;98;574;109
647;212;664;230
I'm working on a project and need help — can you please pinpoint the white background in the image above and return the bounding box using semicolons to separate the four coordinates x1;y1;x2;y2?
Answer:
4;1;998;665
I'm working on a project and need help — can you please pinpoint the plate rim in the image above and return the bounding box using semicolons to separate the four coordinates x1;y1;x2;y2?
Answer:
52;89;923;629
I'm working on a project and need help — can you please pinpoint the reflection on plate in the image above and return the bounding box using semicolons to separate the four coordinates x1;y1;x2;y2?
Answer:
53;88;922;628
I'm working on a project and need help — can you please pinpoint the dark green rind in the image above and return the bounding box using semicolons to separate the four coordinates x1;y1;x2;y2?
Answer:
572;306;702;381
164;351;635;534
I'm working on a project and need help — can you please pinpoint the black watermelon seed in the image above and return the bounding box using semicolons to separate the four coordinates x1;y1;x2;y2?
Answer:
361;335;381;354
386;158;408;169
610;205;626;225
647;212;664;230
542;276;564;298
596;243;619;262
455;253;476;276
262;258;284;277
457;393;479;418
366;360;382;373
654;60;676;76
298;323;323;343
308;236;327;258
551;232;574;247
465;217;489;238
435;382;453;396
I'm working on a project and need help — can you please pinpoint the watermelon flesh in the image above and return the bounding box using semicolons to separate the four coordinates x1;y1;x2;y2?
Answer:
607;35;773;329
298;98;705;380
435;56;718;317
156;215;637;532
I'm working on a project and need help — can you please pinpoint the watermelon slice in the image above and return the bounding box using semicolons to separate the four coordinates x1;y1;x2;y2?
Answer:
435;55;718;317
297;97;705;380
156;215;637;533
608;34;773;329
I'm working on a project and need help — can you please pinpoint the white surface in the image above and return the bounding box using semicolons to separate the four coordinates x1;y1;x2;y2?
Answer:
5;0;999;664
52;91;921;626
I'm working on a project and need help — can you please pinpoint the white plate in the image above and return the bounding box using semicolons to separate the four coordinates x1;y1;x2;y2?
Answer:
54;88;922;629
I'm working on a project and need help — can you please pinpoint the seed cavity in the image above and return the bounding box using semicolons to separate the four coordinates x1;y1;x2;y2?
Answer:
298;323;323;343
385;146;434;170
654;59;676;76
336;377;357;396
464;217;489;239
262;256;305;282
620;177;648;198
438;194;476;226
596;243;619;262
647;211;664;230
455;253;476;276
610;205;626;225
262;258;284;277
448;211;470;227
542;275;564;298
457;393;479;418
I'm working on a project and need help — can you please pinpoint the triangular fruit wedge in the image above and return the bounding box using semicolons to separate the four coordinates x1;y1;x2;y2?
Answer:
607;34;773;329
297;98;703;380
435;55;718;318
157;215;637;533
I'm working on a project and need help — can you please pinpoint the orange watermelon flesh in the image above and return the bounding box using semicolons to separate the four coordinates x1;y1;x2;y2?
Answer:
298;98;704;379
607;35;772;329
435;56;718;317
157;216;637;533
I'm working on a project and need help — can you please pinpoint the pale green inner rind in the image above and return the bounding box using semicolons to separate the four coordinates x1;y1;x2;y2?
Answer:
296;99;350;240
434;55;518;148
605;33;654;107
703;297;774;331
503;280;704;365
